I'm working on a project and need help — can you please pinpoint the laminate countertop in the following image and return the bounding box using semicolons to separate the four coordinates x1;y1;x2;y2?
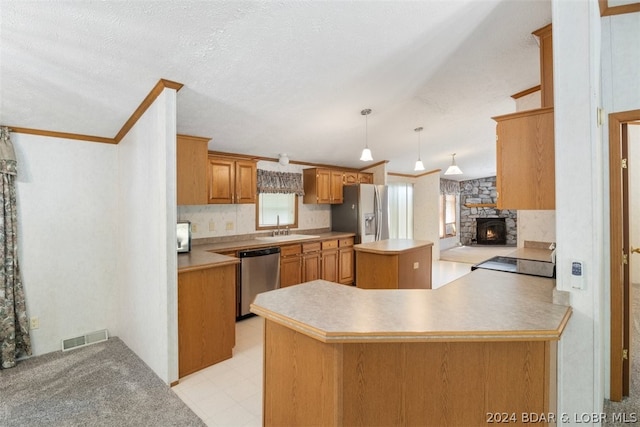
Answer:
353;238;434;254
250;268;571;343
177;231;355;273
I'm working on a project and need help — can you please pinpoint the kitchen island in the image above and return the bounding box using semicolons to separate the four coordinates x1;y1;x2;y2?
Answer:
354;238;433;289
250;269;571;426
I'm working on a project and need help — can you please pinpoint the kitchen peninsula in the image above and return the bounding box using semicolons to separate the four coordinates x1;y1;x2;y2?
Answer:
354;239;433;289
251;269;571;426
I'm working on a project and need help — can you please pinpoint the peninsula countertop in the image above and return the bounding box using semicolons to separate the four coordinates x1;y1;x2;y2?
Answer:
250;268;571;343
353;238;434;254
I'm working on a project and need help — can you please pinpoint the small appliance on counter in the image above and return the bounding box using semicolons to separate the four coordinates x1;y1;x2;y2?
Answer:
177;221;191;253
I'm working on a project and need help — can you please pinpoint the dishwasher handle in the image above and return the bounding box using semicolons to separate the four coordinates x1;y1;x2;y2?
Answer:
239;247;281;258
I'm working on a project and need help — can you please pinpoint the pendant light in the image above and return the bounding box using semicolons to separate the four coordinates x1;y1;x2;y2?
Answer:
444;153;463;175
414;127;425;171
359;108;373;161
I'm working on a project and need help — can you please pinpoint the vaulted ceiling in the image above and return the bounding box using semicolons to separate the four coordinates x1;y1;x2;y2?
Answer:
1;0;554;180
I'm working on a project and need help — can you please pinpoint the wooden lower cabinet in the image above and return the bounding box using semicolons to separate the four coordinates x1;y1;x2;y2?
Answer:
303;254;321;282
178;265;236;378
338;237;354;285
280;244;302;288
279;238;355;287
321;240;339;283
263;320;557;427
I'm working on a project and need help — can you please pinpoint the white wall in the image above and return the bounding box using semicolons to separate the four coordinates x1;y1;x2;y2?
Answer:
14;134;118;356
601;8;640;400
552;0;604;421
178;160;331;239
412;172;441;260
517;210;556;247
114;89;178;384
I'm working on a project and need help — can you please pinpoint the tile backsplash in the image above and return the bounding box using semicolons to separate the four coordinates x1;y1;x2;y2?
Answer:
177;201;330;240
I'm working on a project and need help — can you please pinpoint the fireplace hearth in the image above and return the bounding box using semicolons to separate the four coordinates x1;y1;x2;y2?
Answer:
476;218;507;245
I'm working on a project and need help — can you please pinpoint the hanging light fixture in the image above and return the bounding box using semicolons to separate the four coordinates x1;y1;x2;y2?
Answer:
414;127;425;171
359;108;373;161
444;153;463;175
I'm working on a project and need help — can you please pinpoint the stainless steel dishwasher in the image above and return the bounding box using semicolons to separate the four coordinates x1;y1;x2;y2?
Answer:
238;247;281;319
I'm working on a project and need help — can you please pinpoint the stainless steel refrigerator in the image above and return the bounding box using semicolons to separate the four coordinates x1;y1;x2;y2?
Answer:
331;184;389;244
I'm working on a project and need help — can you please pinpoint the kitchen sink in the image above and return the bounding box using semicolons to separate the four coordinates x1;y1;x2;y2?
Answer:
255;234;320;243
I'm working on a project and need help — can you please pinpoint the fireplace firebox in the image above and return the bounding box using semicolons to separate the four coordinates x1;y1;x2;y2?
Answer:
476;218;507;245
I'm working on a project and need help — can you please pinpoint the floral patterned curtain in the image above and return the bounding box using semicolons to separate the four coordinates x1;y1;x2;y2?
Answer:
440;178;460;195
0;126;31;369
257;169;305;196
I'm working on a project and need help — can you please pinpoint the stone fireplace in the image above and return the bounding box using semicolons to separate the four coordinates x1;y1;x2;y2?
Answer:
459;177;517;246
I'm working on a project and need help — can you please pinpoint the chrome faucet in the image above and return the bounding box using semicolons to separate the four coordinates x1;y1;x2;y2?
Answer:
273;215;281;236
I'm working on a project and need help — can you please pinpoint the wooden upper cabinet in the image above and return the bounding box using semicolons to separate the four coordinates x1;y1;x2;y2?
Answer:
176;135;209;205
493;107;555;210
303;168;344;204
343;171;373;185
207;156;256;204
235;160;258;204
358;173;373;184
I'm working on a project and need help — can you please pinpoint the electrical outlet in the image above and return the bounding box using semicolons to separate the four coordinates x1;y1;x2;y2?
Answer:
208;221;216;232
30;316;40;330
413;262;419;269
226;221;234;231
192;223;198;233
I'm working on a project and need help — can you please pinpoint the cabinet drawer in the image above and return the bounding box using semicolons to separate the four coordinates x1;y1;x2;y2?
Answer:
339;238;354;248
322;240;338;250
281;244;302;257
303;242;321;253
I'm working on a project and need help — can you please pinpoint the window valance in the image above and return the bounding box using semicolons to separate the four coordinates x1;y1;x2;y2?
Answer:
257;169;305;196
440;178;460;195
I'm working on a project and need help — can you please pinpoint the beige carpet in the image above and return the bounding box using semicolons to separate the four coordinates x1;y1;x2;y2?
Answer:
439;245;517;265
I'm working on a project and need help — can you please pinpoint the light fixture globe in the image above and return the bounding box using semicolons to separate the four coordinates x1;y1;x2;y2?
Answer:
444;153;463;175
278;153;289;166
360;108;373;162
360;147;373;162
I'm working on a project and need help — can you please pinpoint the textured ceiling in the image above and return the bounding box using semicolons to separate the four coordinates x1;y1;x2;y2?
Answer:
0;0;552;179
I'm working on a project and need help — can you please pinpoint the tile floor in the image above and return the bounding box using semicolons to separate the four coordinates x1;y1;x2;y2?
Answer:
171;259;472;426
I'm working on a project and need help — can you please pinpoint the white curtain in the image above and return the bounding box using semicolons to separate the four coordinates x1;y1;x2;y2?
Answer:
388;183;413;239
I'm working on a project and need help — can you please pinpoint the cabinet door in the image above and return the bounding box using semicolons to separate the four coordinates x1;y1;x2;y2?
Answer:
495;108;555;210
281;256;302;287
343;171;358;185
235;160;257;204
178;265;236;377
338;247;354;285
316;169;333;204
330;170;344;204
177;135;209;205
358;173;373;184
303;252;321;282
321;249;339;282
208;158;235;204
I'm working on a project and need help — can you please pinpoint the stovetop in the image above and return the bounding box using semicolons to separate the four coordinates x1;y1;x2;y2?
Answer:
471;256;556;279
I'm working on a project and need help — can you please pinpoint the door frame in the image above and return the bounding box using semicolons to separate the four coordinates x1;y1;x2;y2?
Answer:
609;109;640;401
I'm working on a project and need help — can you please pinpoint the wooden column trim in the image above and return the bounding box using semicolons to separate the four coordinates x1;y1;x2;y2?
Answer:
113;78;183;143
